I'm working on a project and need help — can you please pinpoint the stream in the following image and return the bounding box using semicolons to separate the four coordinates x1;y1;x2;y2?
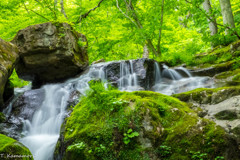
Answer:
3;60;214;160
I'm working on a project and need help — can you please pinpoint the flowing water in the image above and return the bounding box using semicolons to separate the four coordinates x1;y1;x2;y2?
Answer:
4;60;214;160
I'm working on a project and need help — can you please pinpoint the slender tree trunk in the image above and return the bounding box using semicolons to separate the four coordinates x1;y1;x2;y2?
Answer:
219;0;235;34
142;44;149;58
54;0;58;9
123;0;158;57
60;0;68;19
203;0;218;35
157;0;164;56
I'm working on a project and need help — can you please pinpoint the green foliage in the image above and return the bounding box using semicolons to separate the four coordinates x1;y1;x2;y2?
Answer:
1;0;239;65
8;69;29;88
123;129;139;145
67;142;86;152
215;156;225;160
190;151;207;160
157;145;172;159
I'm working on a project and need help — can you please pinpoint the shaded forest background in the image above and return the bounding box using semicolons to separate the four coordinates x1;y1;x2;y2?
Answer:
0;0;239;65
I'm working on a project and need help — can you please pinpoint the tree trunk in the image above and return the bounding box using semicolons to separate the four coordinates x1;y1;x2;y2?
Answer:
142;44;149;58
219;0;235;34
157;0;164;56
126;0;158;57
203;0;218;35
60;0;68;19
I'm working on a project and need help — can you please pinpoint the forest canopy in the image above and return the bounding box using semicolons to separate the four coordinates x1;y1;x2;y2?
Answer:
0;0;239;64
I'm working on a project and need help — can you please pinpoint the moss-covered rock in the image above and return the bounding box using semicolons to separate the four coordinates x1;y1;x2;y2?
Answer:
214;110;238;120
0;134;33;160
0;38;19;109
173;86;240;104
11;22;88;86
54;83;240;160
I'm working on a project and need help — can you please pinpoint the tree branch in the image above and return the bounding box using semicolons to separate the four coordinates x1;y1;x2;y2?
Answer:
76;0;104;23
116;0;138;27
21;0;30;14
30;9;50;21
116;0;158;57
42;0;57;20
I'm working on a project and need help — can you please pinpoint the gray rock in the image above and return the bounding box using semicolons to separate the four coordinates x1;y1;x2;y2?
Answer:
12;22;88;86
0;89;45;139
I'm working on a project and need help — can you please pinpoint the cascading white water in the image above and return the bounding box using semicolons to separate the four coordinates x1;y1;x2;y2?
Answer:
119;60;139;91
5;60;214;160
20;84;71;160
19;63;109;160
153;64;214;95
154;62;161;84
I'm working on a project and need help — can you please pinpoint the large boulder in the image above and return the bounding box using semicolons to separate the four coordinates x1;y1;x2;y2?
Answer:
12;22;88;86
173;87;240;146
54;82;240;160
0;134;33;160
0;38;19;109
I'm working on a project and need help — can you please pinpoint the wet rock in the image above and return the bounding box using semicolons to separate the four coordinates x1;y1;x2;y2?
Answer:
0;38;19;109
67;90;81;107
189;61;234;77
0;89;45;139
12;22;88;86
104;58;157;90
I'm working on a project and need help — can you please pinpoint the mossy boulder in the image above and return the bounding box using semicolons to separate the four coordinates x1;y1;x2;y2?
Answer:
0;38;19;109
173;86;240;104
0;134;33;160
54;83;240;160
12;22;88;86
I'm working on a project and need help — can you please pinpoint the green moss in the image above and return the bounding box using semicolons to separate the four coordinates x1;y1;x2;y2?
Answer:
173;86;240;104
215;69;240;79
0;134;33;160
233;73;240;82
214;110;238;120
192;40;240;70
8;69;30;88
0;112;5;123
56;82;231;160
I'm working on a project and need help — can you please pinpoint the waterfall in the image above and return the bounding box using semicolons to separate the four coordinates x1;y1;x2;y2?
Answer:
19;63;108;160
153;64;213;95
154;62;161;84
3;59;214;160
119;60;139;91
